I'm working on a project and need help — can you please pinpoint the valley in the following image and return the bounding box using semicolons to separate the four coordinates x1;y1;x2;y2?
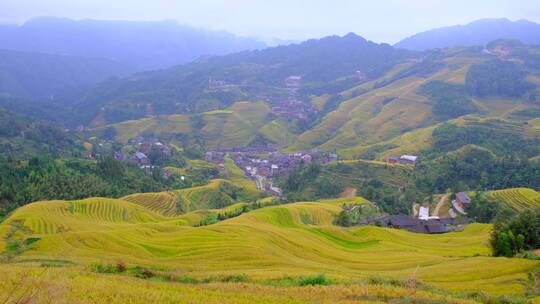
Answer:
0;13;540;304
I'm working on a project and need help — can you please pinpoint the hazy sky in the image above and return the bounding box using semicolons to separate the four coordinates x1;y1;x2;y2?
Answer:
1;0;539;43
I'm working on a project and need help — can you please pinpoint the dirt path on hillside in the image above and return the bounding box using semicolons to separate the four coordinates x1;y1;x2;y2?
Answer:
432;194;449;217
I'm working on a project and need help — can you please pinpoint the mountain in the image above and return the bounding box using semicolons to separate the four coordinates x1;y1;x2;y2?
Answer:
82;40;540;164
0;49;133;100
0;17;266;71
395;18;540;50
71;33;412;125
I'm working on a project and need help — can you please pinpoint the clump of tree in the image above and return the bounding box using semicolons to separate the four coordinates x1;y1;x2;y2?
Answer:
467;192;503;223
279;163;343;201
491;209;540;257
420;81;477;120
466;59;533;97
334;203;382;227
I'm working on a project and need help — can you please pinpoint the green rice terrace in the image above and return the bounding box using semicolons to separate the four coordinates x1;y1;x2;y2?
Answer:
0;187;539;303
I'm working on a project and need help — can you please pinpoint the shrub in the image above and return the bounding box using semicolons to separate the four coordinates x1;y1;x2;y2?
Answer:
133;266;155;279
89;263;118;274
115;260;127;273
220;274;250;283
296;273;330;286
173;276;199;284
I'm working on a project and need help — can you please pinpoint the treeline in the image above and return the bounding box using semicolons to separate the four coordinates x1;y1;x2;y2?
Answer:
415;123;540;194
415;147;540;194
279;162;416;214
0;156;190;219
420;81;477;120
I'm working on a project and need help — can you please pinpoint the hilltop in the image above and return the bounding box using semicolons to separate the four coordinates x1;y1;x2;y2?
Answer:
395;18;540;50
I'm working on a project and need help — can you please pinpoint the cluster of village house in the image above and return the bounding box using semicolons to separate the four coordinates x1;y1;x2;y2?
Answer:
209;74;318;122
112;137;173;173
270;76;318;121
345;191;472;234
205;149;338;196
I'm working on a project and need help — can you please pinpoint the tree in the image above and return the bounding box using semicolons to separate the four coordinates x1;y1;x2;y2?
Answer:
490;209;540;257
334;211;352;227
467;192;502;223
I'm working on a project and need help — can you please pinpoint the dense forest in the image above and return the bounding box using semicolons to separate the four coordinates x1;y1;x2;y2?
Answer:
0;156;196;219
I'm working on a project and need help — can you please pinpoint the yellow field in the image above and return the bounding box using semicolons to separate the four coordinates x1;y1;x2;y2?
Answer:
1;195;537;300
0;265;484;304
487;188;540;211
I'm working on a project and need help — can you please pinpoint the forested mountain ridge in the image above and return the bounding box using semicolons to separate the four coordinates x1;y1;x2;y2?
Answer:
0;48;133;100
0;17;266;71
395;18;540;50
70;33;413;125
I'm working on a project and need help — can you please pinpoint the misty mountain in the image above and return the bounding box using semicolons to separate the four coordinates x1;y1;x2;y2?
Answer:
395;18;540;50
0;49;133;100
72;33;412;125
0;17;266;71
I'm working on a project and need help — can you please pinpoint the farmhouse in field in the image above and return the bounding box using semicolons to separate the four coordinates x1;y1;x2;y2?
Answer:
398;155;418;165
452;192;471;215
387;155;418;165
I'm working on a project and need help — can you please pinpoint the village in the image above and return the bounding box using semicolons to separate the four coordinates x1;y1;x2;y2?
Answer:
89;132;473;236
205;149;338;196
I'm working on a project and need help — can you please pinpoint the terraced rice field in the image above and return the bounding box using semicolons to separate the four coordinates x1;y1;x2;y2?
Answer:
0;195;538;299
487;188;540;211
122;191;177;216
173;179;239;213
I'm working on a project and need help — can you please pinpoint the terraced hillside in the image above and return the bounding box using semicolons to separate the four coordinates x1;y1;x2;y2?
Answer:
87;43;540;163
99;101;282;149
0;196;538;298
121;179;254;215
487;188;540;211
122;191;178;216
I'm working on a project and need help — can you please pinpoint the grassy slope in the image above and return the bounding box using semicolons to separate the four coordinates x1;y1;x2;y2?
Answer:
98;101;272;148
0;196;537;297
0;265;485;304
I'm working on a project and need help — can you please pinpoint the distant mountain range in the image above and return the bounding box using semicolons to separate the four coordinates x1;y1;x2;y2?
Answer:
0;48;133;100
395;18;540;50
0;17;266;71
